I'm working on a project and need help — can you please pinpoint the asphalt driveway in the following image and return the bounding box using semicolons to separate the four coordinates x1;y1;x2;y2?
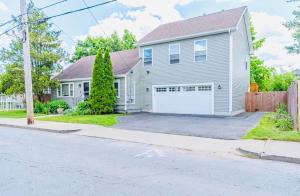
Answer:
114;112;264;140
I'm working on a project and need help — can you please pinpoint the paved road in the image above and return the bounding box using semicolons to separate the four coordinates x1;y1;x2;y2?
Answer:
115;112;264;139
0;127;299;196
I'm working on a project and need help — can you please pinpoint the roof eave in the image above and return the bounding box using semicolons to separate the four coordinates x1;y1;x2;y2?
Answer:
137;27;237;47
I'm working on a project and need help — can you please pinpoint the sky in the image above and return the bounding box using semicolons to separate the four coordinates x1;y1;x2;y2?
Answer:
0;0;298;72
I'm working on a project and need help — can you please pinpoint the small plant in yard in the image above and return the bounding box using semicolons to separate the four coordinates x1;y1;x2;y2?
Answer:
34;99;69;114
63;109;77;116
273;103;293;131
75;100;92;115
48;99;69;114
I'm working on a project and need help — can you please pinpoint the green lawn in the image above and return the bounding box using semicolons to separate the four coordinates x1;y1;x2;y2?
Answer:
243;113;300;142
0;110;45;118
38;114;120;127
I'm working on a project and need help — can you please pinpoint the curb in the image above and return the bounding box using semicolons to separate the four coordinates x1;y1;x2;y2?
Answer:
237;148;300;165
0;124;81;134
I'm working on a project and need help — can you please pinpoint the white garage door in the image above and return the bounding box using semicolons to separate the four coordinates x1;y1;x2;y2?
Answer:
153;84;214;115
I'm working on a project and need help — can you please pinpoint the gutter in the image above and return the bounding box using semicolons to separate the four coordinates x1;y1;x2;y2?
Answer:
138;27;237;47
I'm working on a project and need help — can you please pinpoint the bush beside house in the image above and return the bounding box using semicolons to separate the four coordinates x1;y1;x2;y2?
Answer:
34;99;69;115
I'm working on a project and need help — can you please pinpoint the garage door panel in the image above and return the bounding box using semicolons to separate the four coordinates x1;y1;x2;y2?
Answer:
153;84;213;115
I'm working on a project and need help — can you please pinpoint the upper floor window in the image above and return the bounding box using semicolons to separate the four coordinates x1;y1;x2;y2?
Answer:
194;40;207;62
169;43;180;64
143;48;153;66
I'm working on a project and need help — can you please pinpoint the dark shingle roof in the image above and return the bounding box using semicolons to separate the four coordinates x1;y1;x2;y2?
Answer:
138;6;247;45
55;48;140;80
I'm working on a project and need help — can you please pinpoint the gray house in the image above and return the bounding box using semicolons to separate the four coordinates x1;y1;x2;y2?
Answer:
53;6;252;116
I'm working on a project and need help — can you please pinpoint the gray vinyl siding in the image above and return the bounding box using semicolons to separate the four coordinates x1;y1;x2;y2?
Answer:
126;61;143;112
139;33;230;114
52;77;126;111
232;15;250;112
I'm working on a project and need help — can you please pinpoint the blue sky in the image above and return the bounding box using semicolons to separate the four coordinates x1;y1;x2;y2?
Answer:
0;0;298;71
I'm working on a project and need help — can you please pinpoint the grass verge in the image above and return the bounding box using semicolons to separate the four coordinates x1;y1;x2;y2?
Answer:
38;114;120;127
0;110;45;118
243;113;300;142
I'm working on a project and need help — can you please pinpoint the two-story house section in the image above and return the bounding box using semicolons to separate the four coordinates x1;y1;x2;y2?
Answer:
53;6;252;116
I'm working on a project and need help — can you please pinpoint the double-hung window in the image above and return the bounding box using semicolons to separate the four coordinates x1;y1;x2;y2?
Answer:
143;48;153;66
57;83;74;97
169;43;180;64
194;40;207;62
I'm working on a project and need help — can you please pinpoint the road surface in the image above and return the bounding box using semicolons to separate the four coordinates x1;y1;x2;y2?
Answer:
0;126;299;196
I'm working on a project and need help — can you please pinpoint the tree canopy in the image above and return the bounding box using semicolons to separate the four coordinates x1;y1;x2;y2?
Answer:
70;30;136;63
0;2;66;99
285;0;300;53
250;19;274;91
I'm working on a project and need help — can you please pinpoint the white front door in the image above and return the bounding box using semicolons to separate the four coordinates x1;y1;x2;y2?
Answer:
153;84;214;115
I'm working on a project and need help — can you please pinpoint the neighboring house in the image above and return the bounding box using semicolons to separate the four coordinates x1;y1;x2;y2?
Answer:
53;6;252;116
294;69;300;77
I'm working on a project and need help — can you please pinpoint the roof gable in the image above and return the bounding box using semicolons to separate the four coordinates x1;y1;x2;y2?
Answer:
138;6;247;46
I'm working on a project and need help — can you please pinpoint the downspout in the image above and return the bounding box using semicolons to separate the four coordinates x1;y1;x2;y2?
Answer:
124;75;127;113
229;29;233;114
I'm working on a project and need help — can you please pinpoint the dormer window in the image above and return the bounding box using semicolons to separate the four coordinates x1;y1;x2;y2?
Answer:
143;48;153;66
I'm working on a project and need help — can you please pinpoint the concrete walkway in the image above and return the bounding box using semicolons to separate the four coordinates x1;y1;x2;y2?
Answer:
0;117;299;164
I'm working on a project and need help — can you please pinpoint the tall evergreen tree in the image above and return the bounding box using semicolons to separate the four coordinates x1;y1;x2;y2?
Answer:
89;49;116;114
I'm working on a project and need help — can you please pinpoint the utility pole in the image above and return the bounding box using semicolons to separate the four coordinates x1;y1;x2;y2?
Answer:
20;0;34;125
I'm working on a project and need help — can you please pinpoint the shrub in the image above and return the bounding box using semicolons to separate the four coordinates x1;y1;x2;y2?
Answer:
48;99;69;114
273;103;293;131
34;101;50;115
75;101;92;115
34;101;44;114
63;108;77;116
275;115;293;131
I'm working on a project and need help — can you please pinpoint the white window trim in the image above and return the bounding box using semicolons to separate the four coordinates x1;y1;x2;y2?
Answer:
57;82;75;98
143;47;153;66
194;39;207;62
169;43;180;64
115;79;121;98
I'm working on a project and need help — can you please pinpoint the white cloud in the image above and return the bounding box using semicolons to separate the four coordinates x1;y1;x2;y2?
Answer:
251;12;300;72
85;0;195;39
0;1;9;13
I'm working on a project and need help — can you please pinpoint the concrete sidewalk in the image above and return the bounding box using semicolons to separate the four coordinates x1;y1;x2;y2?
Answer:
0;117;299;164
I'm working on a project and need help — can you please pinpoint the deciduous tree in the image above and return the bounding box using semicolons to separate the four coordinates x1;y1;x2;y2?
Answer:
0;2;66;100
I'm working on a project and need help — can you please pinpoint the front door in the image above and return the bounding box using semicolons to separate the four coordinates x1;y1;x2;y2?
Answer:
83;82;90;100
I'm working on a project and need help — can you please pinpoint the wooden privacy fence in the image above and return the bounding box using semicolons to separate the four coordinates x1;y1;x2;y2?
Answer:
245;91;287;112
245;80;300;130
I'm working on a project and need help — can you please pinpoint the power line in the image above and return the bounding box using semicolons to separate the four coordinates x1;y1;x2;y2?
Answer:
38;0;67;10
0;24;21;37
39;0;117;23
0;0;68;28
80;0;131;69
